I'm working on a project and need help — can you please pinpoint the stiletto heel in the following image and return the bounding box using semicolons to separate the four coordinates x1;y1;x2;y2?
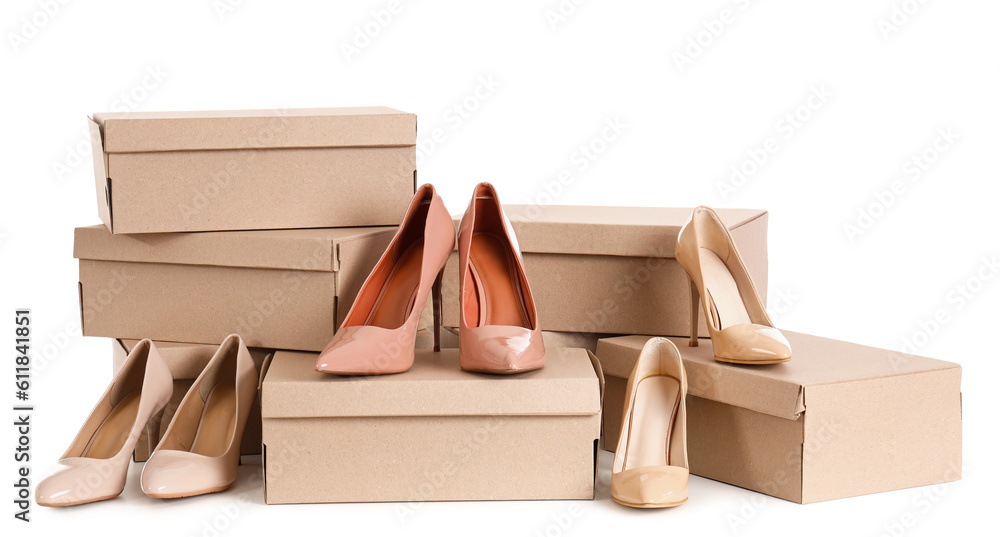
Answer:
687;277;699;348
315;184;456;375
676;206;791;364
145;406;167;453
432;268;444;352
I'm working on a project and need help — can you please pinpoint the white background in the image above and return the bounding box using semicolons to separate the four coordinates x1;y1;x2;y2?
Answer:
2;1;997;535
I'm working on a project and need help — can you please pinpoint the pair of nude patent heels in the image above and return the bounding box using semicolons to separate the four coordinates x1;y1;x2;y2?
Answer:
36;335;257;506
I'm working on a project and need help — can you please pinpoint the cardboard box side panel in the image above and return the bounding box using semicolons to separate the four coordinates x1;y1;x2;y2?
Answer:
263;415;597;504
595;336;649;380
80;260;336;351
106;146;414;234
687;396;804;503
444;253;703;336
486;206;767;258
88;117;113;232
800;368;962;503
585;350;606;473
334;230;397;327
728;211;768;300
544;332;607;353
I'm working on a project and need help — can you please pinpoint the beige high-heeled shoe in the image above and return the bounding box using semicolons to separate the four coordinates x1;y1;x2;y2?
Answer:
676;206;791;364
457;182;544;373
35;340;172;507
141;334;258;498
611;338;690;508
315;184;456;375
612;337;689;508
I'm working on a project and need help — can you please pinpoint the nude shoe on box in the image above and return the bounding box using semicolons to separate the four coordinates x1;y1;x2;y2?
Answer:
457;182;544;373
141;334;258;498
35;340;172;507
611;337;689;508
676;206;791;365
315;184;456;375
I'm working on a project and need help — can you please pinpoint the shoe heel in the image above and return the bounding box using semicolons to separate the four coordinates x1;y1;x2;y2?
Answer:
145;406;167;451
432;268;445;352
688;277;699;347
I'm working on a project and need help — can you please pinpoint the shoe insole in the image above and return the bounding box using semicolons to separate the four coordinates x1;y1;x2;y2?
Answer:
623;376;680;471
366;239;424;329
82;390;141;459
698;247;753;330
467;232;530;328
190;381;237;458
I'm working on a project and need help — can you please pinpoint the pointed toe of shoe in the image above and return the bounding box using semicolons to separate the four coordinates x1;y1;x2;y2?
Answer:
315;326;416;375
142;450;234;498
35;458;126;507
458;327;544;373
715;324;792;364
612;466;689;508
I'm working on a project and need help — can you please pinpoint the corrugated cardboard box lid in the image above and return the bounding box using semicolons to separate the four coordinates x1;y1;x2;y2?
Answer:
453;205;766;258
262;347;601;418
92;106;415;153
596;332;960;421
74;225;396;272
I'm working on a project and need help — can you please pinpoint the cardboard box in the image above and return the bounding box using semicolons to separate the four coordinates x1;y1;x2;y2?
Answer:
260;347;603;504
112;339;272;462
76;225;396;351
89;107;416;234
441;205;768;337
596;333;962;503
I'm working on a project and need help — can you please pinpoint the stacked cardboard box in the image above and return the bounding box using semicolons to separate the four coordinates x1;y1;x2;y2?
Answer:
440;204;769;353
80;107;418;460
77;106;604;502
260;347;602;504
595;333;962;504
75;106;962;505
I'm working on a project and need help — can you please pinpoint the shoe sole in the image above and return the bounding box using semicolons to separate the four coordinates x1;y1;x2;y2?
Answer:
144;482;233;499
715;356;791;365
460;363;544;375
36;492;121;507
314;366;410;376
613;496;688;509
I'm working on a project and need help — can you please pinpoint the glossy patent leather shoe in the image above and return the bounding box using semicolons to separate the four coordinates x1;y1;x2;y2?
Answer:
611;337;688;508
35;340;172;507
676;206;791;364
141;334;257;498
457;182;544;373
315;184;456;375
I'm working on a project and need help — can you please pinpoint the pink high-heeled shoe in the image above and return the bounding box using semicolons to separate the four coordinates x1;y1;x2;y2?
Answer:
315;184;456;375
457;182;545;373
